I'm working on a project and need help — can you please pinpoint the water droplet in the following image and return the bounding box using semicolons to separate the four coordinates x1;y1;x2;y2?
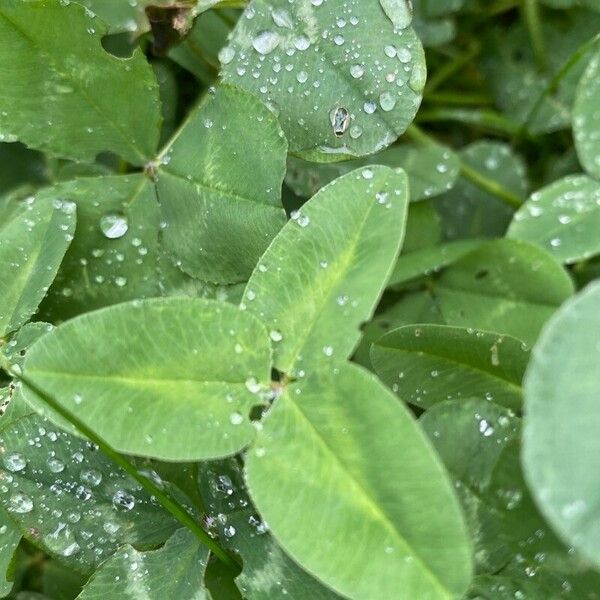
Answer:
4;453;27;472
271;8;293;28
229;412;244;426
350;64;364;79
330;107;350;137
8;492;33;514
245;377;262;394
379;92;396;112
293;35;311;51
47;458;65;473
270;330;283;342
223;525;236;538
80;469;102;487
218;46;235;65
252;31;280;55
100;213;128;239
363;100;377;114
322;345;334;356
112;490;135;511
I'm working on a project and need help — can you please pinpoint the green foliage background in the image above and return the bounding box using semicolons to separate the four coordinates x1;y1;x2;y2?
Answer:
0;0;600;598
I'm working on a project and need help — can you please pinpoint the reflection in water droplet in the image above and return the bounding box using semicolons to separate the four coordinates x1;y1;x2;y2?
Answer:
330;107;351;137
4;453;27;472
100;213;128;239
252;30;280;55
112;490;135;511
8;492;34;514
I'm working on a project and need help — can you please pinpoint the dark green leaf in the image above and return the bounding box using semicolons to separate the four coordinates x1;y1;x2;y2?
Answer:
372;325;529;410
0;0;161;164
156;85;287;284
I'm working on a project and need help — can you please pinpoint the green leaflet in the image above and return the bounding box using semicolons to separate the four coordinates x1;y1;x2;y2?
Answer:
78;529;210;599
0;0;161;165
522;282;600;567
508;175;600;264
0;511;20;597
199;459;343;599
388;239;483;287
245;362;472;599
286;142;460;202
221;0;426;160
573;50;600;180
0;194;76;338
371;325;529;410
422;401;600;596
35;175;162;322
156;85;287;284
435;141;528;240
242;166;409;377
432;239;575;345
22;298;272;461
0;414;177;573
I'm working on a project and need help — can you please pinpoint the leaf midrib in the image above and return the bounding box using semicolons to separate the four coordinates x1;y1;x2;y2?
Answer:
26;369;255;389
283;391;453;598
0;7;149;163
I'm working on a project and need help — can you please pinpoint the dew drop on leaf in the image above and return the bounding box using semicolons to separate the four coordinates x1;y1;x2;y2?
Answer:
252;30;280;55
8;492;34;514
3;452;27;472
112;490;135;511
99;213;128;239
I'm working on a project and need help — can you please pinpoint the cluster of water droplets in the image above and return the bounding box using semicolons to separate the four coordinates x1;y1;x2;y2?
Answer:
0;418;173;566
220;0;423;153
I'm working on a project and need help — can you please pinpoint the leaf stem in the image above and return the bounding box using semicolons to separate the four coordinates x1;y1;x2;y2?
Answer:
416;107;521;137
406;125;524;209
521;0;547;72
519;32;600;137
425;43;480;95
2;361;239;569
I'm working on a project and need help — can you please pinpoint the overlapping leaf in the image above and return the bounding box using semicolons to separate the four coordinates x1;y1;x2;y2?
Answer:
0;194;76;337
199;459;342;599
22;298;271;461
242;166;409;376
156;85;287;284
0;0;161;164
221;0;426;160
508;175;600;264
245;363;473;599
573;49;600;179
435;141;528;240
0;414;177;573
35;175;161;322
371;325;529;410
78;529;210;599
522;282;600;566
432;239;575;345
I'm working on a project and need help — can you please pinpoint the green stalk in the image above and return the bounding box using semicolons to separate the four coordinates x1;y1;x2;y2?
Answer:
1;359;238;569
406;125;524;209
520;32;600;137
425;43;480;95
416;107;521;138
425;91;493;106
522;0;547;72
